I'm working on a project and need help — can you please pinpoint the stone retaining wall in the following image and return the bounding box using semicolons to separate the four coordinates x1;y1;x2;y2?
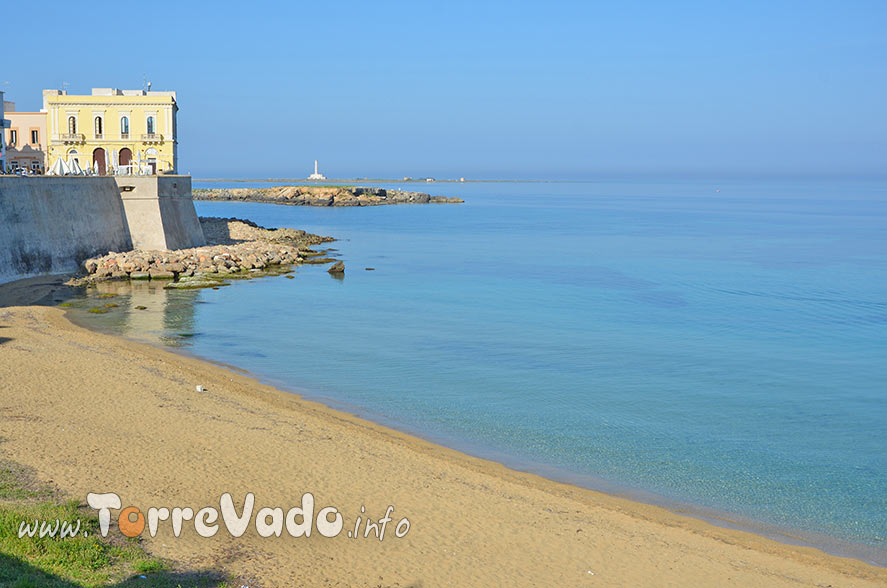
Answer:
0;176;206;285
0;177;132;284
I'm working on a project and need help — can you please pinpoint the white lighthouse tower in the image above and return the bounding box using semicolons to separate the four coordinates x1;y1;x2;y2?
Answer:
308;159;326;181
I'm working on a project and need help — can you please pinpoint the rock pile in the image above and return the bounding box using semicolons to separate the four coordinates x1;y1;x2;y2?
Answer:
198;216;332;246
70;217;335;287
193;185;464;206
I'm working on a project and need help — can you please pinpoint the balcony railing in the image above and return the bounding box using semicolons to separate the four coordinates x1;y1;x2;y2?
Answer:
121;133;129;140
94;134;103;140
59;133;85;143
141;133;163;143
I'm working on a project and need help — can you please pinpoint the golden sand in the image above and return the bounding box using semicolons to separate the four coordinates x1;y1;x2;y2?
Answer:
0;305;884;587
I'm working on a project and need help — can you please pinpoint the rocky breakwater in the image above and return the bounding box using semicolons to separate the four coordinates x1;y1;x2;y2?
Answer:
69;217;335;290
193;185;464;206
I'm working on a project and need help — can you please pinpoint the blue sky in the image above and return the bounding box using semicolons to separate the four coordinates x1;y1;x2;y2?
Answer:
4;0;885;179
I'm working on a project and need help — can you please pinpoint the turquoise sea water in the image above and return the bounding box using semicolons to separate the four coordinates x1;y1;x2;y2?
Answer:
67;179;887;563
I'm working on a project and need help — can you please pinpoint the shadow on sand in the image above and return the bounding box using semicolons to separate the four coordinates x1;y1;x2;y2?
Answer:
0;552;227;587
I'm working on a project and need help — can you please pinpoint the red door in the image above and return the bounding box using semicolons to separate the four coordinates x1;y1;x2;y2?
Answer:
119;148;132;167
93;148;106;175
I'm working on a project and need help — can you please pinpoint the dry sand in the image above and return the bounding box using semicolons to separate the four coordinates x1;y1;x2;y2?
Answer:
0;305;884;587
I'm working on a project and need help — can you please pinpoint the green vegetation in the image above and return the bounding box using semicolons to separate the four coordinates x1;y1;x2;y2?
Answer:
0;460;229;587
87;309;108;315
0;464;53;502
301;258;337;265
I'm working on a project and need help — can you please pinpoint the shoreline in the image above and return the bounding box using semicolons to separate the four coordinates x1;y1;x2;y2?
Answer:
67;303;887;569
50;242;886;568
1;302;885;586
237;376;887;567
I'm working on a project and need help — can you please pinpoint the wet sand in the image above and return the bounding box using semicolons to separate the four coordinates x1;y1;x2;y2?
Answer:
0;305;884;587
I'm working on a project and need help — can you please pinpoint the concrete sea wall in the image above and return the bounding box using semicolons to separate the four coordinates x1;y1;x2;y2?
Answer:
0;177;131;284
118;176;205;251
0;176;205;285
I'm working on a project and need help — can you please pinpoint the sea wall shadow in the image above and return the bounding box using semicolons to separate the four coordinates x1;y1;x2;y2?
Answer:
198;218;240;245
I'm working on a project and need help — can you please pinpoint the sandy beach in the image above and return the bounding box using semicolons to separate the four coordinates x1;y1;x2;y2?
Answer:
0;304;884;587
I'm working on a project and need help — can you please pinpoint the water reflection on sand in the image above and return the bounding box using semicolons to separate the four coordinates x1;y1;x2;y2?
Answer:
64;280;202;348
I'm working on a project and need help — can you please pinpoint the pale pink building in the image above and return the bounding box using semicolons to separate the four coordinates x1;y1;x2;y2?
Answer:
4;101;47;173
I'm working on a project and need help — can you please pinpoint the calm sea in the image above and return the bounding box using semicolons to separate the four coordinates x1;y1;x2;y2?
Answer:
65;179;887;563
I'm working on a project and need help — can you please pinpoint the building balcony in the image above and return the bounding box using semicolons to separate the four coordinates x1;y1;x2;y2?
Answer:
141;133;163;143
121;133;130;140
59;133;86;144
94;134;103;140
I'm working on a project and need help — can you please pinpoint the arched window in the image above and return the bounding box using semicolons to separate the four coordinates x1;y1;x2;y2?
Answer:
120;116;129;137
67;116;77;134
94;116;103;138
146;116;155;135
67;149;79;165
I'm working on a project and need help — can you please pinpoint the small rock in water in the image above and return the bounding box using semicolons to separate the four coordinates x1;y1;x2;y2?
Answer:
365;267;375;271
327;261;345;274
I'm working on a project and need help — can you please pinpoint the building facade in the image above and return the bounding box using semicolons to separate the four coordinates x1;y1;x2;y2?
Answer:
0;92;8;172
3;101;47;173
44;88;178;175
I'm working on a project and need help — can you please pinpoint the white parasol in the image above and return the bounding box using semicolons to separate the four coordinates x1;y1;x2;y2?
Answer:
68;158;84;175
48;157;70;176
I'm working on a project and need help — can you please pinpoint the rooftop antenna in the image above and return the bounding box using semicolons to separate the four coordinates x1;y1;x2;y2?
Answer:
61;81;69;93
142;74;147;92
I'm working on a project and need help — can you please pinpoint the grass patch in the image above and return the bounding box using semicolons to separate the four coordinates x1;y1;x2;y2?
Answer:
56;303;74;308
0;464;53;502
87;309;108;315
0;460;229;587
97;294;117;299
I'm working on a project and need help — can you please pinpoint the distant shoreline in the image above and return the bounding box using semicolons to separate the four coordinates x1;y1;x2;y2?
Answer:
190;175;887;184
193;178;574;184
193;185;464;207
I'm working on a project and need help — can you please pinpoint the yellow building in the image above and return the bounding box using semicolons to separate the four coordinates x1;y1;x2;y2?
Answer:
44;88;178;175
